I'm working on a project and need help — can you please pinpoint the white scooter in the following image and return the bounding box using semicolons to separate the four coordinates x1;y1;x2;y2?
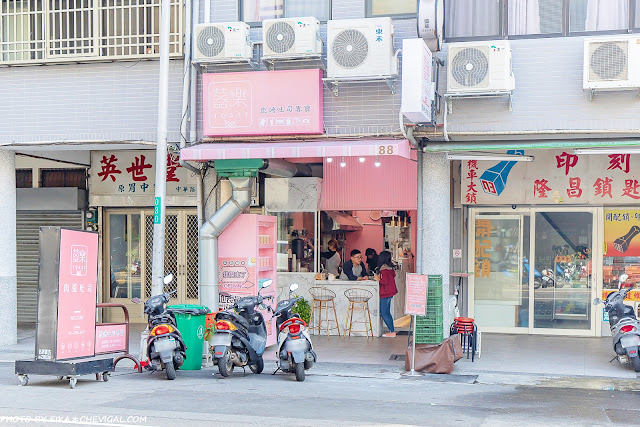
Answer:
273;283;316;382
594;274;640;372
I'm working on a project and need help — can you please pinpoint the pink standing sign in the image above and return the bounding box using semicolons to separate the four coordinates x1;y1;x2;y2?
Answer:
56;229;99;360
405;274;428;316
95;324;127;354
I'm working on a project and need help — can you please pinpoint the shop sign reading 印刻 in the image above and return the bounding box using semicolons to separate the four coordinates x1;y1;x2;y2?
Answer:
203;69;323;137
462;150;640;205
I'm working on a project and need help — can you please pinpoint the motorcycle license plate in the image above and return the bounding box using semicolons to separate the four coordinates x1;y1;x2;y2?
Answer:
620;334;640;348
153;337;176;353
211;334;232;347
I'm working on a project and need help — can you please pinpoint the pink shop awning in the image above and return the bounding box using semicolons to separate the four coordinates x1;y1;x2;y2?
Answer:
180;139;412;161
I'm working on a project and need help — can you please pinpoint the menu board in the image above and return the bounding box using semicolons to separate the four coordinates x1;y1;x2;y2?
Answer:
405;274;428;316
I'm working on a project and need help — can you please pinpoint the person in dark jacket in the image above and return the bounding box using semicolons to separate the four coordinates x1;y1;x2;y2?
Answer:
339;249;369;281
374;250;398;337
365;248;378;275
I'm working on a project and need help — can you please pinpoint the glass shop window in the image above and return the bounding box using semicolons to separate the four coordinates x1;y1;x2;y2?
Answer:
274;211;316;272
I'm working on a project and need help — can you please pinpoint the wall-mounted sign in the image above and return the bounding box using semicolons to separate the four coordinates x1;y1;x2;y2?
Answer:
401;38;434;124
202;69;324;137
95;324;127;354
462;150;640;205
604;210;640;257
89;151;197;197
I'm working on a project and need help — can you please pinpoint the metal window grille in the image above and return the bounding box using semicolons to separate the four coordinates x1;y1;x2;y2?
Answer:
0;0;182;64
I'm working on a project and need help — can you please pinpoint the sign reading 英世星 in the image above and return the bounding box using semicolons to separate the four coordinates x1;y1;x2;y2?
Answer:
89;151;198;198
203;69;324;137
462;150;640;205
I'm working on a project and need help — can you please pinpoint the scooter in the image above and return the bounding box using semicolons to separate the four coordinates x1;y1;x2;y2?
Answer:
211;279;273;377
273;283;316;382
132;274;187;380
593;274;640;372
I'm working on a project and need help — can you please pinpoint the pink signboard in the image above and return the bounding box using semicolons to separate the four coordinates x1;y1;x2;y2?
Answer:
56;229;99;360
219;257;257;298
95;324;127;354
203;69;324;137
405;274;427;316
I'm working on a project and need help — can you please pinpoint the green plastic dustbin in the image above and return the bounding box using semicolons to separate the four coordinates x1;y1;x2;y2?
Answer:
167;304;210;370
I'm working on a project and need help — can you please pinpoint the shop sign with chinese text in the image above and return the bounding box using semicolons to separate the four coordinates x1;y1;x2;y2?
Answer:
462;150;640;205
90;151;197;197
203;69;324;137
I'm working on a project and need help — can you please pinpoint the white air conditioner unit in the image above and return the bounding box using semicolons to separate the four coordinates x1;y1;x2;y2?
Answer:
583;36;640;90
193;22;252;62
262;17;322;57
446;41;515;93
327;17;398;79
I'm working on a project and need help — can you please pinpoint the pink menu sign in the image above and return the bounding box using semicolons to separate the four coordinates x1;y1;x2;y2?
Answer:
405;274;427;316
56;229;99;360
203;69;324;137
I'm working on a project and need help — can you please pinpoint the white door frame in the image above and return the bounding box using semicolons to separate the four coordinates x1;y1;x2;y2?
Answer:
468;206;602;337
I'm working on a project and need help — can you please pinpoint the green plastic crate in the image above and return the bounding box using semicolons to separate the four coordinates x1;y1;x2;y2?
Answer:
426;305;443;318
416;324;444;336
427;285;443;306
428;275;443;286
415;314;443;327
414;332;443;344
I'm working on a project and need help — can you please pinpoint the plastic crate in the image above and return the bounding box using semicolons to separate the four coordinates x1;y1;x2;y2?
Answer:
415;314;443;327
414;332;443;344
416;324;443;336
426;305;443;318
428;275;443;287
427;285;443;306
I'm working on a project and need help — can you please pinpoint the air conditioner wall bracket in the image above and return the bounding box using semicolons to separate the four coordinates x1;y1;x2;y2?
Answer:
322;76;396;97
444;91;513;114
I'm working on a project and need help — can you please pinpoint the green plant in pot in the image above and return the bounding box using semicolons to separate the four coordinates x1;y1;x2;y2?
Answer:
292;295;311;325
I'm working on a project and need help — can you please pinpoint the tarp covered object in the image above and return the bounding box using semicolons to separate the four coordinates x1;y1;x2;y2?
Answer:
405;334;463;374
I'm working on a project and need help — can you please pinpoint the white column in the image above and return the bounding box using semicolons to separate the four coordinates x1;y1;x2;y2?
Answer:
0;149;17;346
421;152;451;335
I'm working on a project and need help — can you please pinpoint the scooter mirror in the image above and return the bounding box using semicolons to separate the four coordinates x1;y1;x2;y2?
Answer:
131;297;142;304
260;279;273;289
163;274;174;285
289;283;299;292
592;298;602;305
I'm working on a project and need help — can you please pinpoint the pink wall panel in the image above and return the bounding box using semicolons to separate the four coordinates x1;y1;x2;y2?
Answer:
344;211;384;262
321;156;417;211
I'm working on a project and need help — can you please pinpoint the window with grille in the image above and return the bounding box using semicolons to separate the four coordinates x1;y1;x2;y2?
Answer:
0;0;182;64
366;0;417;17
240;0;330;24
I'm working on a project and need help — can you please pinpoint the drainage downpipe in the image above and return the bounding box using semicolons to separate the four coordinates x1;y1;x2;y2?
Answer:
407;126;423;275
199;177;252;314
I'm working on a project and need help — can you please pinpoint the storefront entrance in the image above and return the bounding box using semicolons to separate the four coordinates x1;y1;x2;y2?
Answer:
469;208;600;336
104;209;199;322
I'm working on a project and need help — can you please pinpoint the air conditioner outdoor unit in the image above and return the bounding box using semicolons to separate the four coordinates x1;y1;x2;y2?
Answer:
262;17;322;57
193;22;252;62
446;41;515;93
583;36;640;90
327;17;398;79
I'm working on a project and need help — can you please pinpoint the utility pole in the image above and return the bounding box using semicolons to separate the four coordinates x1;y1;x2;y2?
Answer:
151;0;171;296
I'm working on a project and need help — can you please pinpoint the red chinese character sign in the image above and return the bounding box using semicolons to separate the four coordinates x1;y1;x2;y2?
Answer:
202;69;324;137
461;150;640;205
90;151;198;200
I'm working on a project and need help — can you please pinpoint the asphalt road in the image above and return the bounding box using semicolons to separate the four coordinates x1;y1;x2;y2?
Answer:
1;361;639;427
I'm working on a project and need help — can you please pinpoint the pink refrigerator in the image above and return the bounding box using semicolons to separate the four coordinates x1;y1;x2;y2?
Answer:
218;214;278;347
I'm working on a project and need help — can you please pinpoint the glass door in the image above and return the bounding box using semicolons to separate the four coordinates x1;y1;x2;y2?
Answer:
472;214;530;330
532;211;593;331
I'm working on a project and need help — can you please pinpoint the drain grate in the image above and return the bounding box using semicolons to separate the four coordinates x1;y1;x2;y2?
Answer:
390;354;406;361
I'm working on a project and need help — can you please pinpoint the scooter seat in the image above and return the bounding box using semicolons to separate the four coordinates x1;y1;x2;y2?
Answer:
217;310;249;329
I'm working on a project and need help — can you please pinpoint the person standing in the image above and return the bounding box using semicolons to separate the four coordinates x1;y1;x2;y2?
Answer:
365;248;378;275
340;249;369;281
374;250;398;337
320;239;341;277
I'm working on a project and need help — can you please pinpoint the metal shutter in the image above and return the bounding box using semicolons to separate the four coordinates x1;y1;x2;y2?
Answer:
17;212;84;324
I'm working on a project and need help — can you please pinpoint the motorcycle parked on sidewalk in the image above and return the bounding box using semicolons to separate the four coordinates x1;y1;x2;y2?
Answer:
593;274;640;372
132;274;187;380
273;283;316;382
211;279;273;377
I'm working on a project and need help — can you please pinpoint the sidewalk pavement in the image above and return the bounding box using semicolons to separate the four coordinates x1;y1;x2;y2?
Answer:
3;324;638;391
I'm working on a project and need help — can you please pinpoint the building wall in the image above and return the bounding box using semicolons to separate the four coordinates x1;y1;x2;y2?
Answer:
0;60;185;144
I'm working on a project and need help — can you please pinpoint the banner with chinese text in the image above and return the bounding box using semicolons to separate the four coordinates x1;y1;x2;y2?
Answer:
462;150;640;205
90;151;198;197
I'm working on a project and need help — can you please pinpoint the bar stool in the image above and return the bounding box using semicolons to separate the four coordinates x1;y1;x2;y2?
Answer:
309;287;341;339
450;317;479;362
343;288;374;341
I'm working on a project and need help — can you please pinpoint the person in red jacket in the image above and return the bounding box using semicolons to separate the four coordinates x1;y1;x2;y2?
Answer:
374;250;398;338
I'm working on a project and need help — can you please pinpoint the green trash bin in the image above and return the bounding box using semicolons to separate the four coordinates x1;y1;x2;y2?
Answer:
167;304;209;371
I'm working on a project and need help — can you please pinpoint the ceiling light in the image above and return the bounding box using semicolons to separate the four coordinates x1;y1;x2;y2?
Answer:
445;153;534;162
375;156;381;167
573;147;640;155
326;157;333;163
340;157;346;168
359;157;365;163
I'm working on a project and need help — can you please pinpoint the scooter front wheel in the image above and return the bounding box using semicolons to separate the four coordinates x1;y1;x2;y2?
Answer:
294;362;305;382
218;351;234;377
249;356;264;374
165;361;176;380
